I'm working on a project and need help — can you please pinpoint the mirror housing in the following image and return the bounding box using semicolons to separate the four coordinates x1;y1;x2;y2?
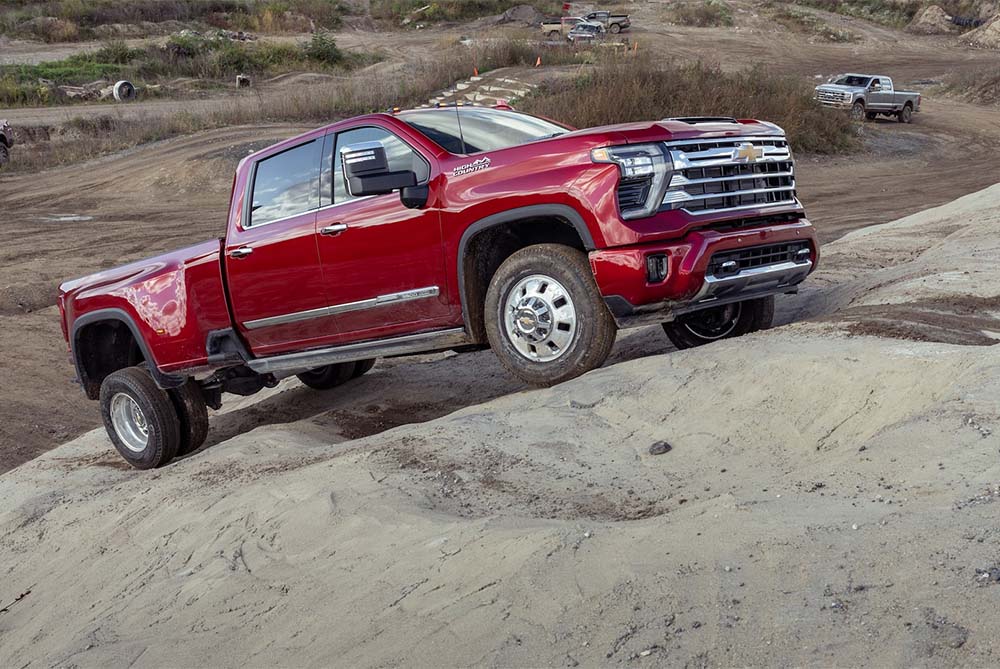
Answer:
341;142;417;197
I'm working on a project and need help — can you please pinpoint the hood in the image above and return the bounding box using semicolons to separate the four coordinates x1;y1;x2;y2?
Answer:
816;84;864;94
558;117;785;147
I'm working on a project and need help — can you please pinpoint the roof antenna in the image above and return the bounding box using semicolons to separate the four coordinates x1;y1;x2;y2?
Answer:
454;103;468;154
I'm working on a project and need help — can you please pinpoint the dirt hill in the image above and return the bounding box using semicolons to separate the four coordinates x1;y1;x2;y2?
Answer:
0;183;998;666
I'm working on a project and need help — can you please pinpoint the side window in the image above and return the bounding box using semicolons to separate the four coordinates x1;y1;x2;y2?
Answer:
332;126;429;204
249;139;321;227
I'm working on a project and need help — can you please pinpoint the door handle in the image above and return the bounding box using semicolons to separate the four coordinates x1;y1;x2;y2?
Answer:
320;223;348;236
229;246;253;259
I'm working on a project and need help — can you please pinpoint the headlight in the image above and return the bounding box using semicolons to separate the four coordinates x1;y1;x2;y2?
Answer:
591;143;673;220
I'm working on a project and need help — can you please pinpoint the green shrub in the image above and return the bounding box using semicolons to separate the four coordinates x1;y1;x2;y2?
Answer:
664;0;734;27
303;32;342;65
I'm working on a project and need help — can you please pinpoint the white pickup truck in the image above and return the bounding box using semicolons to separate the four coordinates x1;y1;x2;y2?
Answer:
814;73;921;123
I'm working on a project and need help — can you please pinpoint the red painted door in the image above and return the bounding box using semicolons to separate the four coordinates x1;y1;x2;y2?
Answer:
314;125;452;343
226;137;342;355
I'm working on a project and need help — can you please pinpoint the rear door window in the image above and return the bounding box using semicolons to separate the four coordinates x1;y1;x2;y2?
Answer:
249;139;321;226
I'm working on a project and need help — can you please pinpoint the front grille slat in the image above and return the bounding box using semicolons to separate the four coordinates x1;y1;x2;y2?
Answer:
661;136;797;216
708;242;811;277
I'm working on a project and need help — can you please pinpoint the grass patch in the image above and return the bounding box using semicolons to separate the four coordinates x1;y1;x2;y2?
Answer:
0;0;352;41
790;0;918;28
6;37;583;173
767;4;859;41
938;66;1000;105
663;0;735;27
520;56;860;154
370;0;562;24
0;33;379;107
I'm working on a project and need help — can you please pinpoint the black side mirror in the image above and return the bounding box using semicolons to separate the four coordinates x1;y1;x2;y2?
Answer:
342;142;417;197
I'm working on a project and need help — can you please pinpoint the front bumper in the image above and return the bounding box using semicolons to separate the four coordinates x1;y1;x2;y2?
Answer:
590;219;818;328
816;99;853;109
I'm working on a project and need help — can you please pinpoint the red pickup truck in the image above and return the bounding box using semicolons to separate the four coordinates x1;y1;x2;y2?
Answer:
59;106;818;468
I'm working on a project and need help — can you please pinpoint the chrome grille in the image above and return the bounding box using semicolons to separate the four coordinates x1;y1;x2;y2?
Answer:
661;136;797;216
816;89;849;104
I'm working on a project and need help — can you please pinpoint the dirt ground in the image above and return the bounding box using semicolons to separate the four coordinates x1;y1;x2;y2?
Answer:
0;184;997;667
1;0;1000;473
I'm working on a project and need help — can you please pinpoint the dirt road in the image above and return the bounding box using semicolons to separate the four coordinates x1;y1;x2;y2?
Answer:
2;3;1000;471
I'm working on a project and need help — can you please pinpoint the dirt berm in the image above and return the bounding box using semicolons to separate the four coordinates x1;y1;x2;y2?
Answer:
1;186;999;666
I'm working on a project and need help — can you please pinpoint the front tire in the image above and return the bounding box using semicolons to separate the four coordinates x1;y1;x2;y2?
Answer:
100;367;181;469
851;101;866;121
485;244;617;387
0;143;8;168
662;296;774;350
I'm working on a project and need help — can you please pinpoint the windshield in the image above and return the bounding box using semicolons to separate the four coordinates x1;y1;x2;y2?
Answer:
833;75;872;87
401;108;569;154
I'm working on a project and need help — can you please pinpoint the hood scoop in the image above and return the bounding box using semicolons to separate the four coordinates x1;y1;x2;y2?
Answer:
663;116;739;125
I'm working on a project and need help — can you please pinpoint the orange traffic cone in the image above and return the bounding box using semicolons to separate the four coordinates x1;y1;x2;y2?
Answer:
535;56;542;67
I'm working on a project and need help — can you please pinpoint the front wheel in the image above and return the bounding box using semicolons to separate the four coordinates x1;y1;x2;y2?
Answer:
662;296;774;350
851;101;865;121
0;143;9;168
485;244;617;387
100;366;181;469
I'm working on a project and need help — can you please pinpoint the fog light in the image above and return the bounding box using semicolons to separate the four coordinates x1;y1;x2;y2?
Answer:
646;254;669;283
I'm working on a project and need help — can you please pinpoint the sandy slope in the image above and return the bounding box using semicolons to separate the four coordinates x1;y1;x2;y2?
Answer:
0;186;998;667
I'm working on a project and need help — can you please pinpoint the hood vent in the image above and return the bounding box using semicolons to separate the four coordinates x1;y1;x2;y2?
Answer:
663;117;738;125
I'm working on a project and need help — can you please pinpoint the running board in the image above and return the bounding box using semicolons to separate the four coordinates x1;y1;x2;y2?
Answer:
246;328;470;376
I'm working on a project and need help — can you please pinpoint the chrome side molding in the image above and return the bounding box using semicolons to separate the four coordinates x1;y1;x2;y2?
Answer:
244;286;440;330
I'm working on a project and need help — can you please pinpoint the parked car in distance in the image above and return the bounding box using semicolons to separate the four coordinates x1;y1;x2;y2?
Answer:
541;16;585;39
0;120;13;169
59;106;819;469
814;73;921;122
583;10;631;33
567;21;606;43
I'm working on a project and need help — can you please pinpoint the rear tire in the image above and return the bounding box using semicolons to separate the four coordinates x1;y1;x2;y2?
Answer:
610;23;621;33
547;30;559;39
898;103;913;124
352;358;376;378
0;143;8;168
662;296;774;350
297;362;355;390
169;381;209;457
99;366;181;469
485;244;617;387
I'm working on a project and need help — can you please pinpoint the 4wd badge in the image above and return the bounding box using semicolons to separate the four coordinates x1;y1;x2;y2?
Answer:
453;156;492;176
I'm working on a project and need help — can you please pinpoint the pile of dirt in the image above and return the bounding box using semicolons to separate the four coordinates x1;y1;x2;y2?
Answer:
495;4;546;25
907;5;958;34
965;15;1000;47
0;184;998;665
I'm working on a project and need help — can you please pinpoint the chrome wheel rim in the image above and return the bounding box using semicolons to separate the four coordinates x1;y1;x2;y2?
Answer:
503;274;577;362
110;392;149;453
682;302;742;340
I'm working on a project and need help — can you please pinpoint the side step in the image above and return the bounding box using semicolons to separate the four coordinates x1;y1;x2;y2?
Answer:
246;327;470;375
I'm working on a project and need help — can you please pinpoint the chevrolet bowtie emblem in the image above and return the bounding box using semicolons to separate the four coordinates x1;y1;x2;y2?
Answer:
734;142;764;163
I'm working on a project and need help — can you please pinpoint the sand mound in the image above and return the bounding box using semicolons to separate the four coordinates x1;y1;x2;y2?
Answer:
966;15;1000;47
907;5;958;34
1;186;999;666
